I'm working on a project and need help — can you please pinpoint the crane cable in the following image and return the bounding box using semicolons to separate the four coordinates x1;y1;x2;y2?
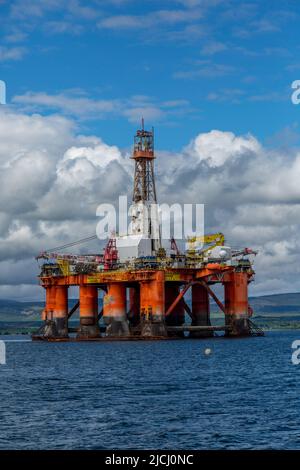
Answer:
43;233;108;253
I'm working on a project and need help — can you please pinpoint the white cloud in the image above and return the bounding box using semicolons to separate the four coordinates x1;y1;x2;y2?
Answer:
4;31;28;43
0;46;27;61
187;130;261;167
10;0;62;19
61;141;122;169
200;41;227;56
0;107;300;299
13;92;118;118
12;90;192;123
98;8;203;30
206;88;244;103
174;61;235;79
9;0;101;20
44;21;84;35
0;109;74;168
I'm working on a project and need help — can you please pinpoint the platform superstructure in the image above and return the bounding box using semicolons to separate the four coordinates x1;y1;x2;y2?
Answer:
34;124;262;341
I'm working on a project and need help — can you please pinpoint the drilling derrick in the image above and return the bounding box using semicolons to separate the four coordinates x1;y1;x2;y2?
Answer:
34;123;263;342
130;121;161;253
132;121;156;203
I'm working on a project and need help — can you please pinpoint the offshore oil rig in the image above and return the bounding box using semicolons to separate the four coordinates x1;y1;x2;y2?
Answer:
33;123;263;341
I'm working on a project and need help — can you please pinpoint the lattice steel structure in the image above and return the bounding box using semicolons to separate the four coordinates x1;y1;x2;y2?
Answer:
131;122;157;204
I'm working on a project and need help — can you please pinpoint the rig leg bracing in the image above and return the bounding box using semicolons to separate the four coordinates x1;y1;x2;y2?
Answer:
165;283;186;337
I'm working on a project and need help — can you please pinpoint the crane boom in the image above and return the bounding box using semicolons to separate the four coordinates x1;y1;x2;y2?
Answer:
187;232;225;255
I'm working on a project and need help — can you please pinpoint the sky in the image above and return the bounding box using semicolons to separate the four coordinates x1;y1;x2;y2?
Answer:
0;0;300;300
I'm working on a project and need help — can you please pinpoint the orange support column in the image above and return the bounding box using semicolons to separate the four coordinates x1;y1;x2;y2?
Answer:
165;283;185;336
224;271;250;336
191;284;213;338
77;285;100;338
103;283;129;336
128;286;140;327
52;285;69;337
140;271;167;337
38;285;62;338
42;285;56;321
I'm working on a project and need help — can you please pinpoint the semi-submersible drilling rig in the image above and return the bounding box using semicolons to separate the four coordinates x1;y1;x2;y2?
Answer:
34;124;263;341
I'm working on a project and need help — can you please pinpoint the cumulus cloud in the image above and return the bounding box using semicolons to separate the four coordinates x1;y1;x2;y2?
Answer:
0;107;300;299
187;130;261;167
155;130;300;297
0;107;129;250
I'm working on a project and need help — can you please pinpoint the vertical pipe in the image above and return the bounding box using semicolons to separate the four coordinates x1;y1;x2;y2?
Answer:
103;283;129;336
77;285;100;338
224;272;250;336
191;284;213;337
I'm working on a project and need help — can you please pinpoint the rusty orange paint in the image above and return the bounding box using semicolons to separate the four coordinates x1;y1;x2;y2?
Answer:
40;265;252;288
224;272;249;317
223;271;251;335
103;283;126;319
53;285;68;320
195;264;233;279
79;285;98;325
39;267;255;338
140;271;165;320
43;285;56;321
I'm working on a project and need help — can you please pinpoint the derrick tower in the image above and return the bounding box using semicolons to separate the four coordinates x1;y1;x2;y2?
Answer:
130;120;161;251
132;119;157;204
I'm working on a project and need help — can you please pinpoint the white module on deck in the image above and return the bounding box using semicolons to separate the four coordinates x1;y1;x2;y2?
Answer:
116;235;153;262
205;245;232;261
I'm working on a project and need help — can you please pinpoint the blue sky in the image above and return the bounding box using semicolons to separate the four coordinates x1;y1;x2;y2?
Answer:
0;0;299;150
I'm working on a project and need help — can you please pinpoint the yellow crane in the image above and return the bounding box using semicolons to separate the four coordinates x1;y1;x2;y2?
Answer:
186;232;225;259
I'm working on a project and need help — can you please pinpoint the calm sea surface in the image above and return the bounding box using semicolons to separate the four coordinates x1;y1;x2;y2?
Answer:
0;330;299;450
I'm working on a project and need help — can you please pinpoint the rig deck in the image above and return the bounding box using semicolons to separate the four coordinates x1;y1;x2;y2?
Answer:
33;265;263;340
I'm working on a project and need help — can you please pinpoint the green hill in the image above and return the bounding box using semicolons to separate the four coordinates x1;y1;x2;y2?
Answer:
0;299;79;322
249;292;300;317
